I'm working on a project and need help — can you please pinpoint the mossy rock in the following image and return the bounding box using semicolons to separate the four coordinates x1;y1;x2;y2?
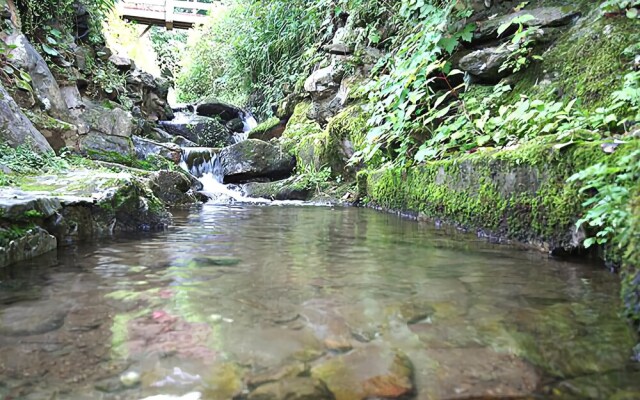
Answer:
511;9;640;109
363;138;640;253
280;102;326;171
248;117;284;141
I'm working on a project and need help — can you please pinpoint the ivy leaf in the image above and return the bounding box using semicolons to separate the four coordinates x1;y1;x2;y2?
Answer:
41;44;59;57
19;70;31;82
46;36;58;45
583;237;597;248
2;65;14;75
627;7;638;18
438;36;458;54
15;79;32;92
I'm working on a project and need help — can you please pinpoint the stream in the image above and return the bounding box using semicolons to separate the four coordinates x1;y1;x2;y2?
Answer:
0;205;638;399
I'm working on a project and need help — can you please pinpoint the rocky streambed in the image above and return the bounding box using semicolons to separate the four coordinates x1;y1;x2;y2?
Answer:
1;206;639;400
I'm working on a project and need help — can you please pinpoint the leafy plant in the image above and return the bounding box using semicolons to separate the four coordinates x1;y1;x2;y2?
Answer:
568;149;640;249
0;41;33;92
600;0;640;18
497;14;543;74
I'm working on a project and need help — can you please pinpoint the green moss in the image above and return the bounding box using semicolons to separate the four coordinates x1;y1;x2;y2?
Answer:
86;150;174;171
280;102;326;170
250;117;280;137
365;139;640;251
23;210;44;219
24;110;75;132
512;12;640;109
324;104;371;178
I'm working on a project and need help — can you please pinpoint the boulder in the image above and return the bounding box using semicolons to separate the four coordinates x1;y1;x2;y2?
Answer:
79;133;134;159
159;114;235;147
6;34;70;122
108;54;136;72
147;127;175;143
149;170;199;206
195;99;244;122
81;101;134;138
132;135;181;164
0;226;57;268
458;44;512;82
242;176;312;201
0;84;53;152
248;117;285;141
125;71;173;122
473;6;579;43
172;135;198;147
218;139;296;184
226;117;245;133
78;101;135;158
304;62;348;123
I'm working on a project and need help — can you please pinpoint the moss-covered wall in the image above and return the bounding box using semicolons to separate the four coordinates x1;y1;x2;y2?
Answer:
512;8;640;109
622;193;640;332
363;138;640;253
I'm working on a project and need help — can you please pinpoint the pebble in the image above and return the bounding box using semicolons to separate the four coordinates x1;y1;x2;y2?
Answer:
119;371;141;387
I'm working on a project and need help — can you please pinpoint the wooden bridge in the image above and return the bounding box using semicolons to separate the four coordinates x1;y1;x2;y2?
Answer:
117;0;216;30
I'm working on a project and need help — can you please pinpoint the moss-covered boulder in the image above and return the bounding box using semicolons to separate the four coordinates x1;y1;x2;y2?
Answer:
363;139;640;253
241;176;312;201
160;115;235;147
280;102;326;171
280;102;369;180
218;139;295;184
249;117;285;141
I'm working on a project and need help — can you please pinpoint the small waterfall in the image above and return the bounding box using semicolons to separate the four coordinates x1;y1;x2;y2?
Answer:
179;147;223;183
179;147;268;203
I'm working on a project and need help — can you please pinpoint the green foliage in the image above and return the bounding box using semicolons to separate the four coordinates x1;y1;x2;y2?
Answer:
497;15;543;74
0;41;33;92
600;0;640;18
177;0;326;115
0;143;68;174
298;163;332;193
15;0;115;39
149;27;187;84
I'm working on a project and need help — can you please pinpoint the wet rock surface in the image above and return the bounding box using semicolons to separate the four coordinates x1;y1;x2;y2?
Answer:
311;345;414;400
218;139;295;184
159;114;235;147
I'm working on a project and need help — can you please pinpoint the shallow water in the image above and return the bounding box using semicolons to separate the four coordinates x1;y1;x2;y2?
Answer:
0;205;638;399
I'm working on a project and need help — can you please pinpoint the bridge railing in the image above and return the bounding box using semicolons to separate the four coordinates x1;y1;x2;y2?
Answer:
118;0;215;29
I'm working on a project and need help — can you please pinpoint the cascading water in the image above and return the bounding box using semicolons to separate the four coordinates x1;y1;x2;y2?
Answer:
179;147;268;203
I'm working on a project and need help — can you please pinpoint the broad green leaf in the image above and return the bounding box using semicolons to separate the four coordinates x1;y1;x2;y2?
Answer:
41;44;59;56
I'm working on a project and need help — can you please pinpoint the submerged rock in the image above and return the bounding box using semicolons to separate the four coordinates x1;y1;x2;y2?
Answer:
311;345;414;400
218;139;295;184
248;377;333;400
0;301;68;336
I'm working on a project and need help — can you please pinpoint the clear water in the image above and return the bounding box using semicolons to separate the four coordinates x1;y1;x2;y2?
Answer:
0;205;638;400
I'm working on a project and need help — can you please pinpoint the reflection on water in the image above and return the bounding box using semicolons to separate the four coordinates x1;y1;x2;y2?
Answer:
0;205;638;399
